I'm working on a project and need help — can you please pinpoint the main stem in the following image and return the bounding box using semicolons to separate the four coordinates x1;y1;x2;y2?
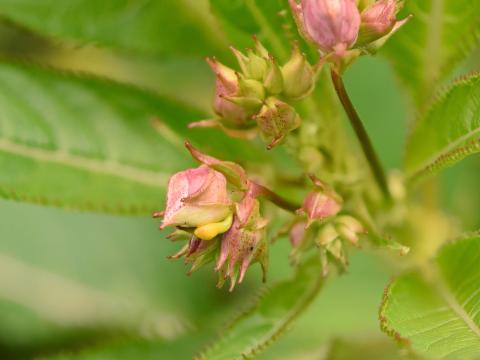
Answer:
330;69;391;201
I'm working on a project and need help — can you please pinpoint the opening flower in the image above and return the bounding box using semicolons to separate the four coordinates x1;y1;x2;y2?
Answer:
160;165;233;231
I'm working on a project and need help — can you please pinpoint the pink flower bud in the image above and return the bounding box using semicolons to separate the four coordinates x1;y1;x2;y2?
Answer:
207;58;259;127
297;175;342;227
358;0;398;44
290;0;361;55
160;165;233;229
289;221;308;248
216;188;269;291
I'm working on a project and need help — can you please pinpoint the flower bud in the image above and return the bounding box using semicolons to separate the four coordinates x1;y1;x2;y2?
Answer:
357;0;399;45
281;43;316;100
334;215;365;246
160;165;233;229
290;0;361;55
216;190;269;291
289;220;308;248
231;46;268;82
263;56;284;95
232;43;283;95
207;58;260;127
168;235;220;275
315;224;347;276
297;175;342;227
254;97;301;149
185;141;249;190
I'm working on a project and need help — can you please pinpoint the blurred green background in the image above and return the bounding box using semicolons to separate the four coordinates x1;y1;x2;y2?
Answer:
0;2;479;359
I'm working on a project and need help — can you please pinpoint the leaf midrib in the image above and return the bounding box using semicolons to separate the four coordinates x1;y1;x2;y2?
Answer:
0;137;168;187
434;267;480;339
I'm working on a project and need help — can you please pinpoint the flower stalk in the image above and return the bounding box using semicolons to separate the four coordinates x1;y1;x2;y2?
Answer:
250;182;301;213
330;69;391;201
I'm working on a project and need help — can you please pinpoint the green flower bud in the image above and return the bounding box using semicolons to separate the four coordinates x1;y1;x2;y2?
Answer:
281;43;316;100
254;97;301;149
263;56;284;95
231;46;268;81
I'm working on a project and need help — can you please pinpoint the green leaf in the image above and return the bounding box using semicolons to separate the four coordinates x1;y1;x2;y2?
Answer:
380;235;480;360
382;0;480;107
196;258;324;360
405;74;480;182
0;0;227;57
0;62;266;214
210;0;305;62
325;338;413;360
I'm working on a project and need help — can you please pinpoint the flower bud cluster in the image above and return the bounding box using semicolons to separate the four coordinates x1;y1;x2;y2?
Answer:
154;142;269;291
288;175;366;275
190;39;316;149
289;0;410;71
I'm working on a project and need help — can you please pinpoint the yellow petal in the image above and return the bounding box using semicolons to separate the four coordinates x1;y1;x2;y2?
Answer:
194;214;233;241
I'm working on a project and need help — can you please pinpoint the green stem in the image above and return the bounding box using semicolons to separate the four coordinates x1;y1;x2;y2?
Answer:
251;182;300;213
330;69;391;201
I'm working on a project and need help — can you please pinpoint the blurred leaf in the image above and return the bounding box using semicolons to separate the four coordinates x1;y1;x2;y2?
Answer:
405;74;480;182
382;0;480;108
196;257;324;360
210;0;306;62
0;0;227;58
325;338;414;360
0;62;267;214
380;235;480;360
41;333;211;360
258;250;398;360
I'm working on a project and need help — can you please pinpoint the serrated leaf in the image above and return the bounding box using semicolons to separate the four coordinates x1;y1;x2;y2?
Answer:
380;235;480;360
0;62;268;214
405;74;480;182
196;258;324;360
0;0;227;58
382;0;480;108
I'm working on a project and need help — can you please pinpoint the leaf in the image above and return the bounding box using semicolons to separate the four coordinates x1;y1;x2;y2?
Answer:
325;338;413;360
210;0;307;62
196;257;324;360
405;74;480;182
380;235;480;360
0;0;228;57
0;62;267;214
382;0;480;107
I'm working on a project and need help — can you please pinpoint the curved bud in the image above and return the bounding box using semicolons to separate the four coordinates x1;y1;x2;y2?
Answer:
207;58;257;127
185;141;249;190
357;0;399;45
255;97;301;149
291;0;361;55
297;176;343;227
161;165;233;229
281;43;316;100
216;190;269;291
